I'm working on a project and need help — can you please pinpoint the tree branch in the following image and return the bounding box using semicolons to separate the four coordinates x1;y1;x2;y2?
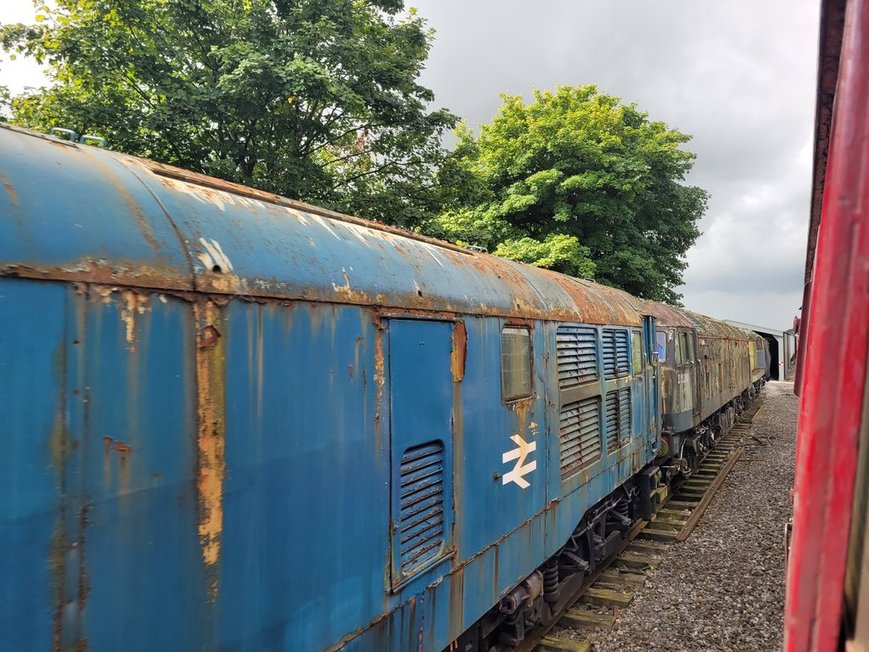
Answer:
331;160;400;188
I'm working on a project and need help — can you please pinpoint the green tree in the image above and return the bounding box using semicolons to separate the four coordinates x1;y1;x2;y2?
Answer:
494;234;596;278
0;85;10;120
0;0;455;226
431;86;707;303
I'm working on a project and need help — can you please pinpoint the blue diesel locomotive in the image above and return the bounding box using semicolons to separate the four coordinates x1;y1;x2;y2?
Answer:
0;124;761;651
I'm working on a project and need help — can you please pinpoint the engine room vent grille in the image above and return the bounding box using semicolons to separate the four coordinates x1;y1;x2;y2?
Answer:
560;397;601;477
602;329;630;380
556;325;598;388
605;388;631;451
398;441;445;574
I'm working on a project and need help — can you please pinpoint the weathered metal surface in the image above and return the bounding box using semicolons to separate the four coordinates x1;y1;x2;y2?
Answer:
194;300;227;599
0;123;641;327
0;280;70;651
0;286;658;650
640;299;694;329
643;301;753;342
387;320;454;587
0;280;220;651
787;2;869;648
805;0;847;286
143;158;472;255
643;300;756;434
0;122;665;651
0;125;192;291
215;301;390;650
682;309;751;342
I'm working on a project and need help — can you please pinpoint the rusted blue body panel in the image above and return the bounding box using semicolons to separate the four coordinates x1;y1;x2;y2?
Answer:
0;281;210;650
0;280;67;651
81;289;208;651
0;124;661;651
218;301;387;650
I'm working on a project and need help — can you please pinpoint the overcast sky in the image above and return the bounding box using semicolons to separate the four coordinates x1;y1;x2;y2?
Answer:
412;0;819;331
1;1;818;330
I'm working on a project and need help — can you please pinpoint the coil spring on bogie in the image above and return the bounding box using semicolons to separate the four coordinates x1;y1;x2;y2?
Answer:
613;500;629;519
608;499;631;531
543;560;559;605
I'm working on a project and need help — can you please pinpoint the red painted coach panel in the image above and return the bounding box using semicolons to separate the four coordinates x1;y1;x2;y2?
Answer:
784;0;869;648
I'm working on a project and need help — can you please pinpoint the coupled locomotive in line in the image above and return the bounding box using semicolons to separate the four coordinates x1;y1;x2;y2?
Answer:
0;123;764;652
643;304;768;475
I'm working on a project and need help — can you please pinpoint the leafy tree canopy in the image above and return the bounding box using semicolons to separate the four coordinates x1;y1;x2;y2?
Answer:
493;233;596;279
0;0;456;226
430;86;707;303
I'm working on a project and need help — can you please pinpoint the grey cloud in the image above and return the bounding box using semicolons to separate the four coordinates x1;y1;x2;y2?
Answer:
681;289;802;331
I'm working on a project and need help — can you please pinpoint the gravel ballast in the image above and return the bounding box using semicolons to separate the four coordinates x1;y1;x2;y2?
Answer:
571;381;798;652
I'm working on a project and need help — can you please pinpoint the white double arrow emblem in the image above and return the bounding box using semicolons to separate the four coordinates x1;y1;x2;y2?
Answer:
502;434;537;489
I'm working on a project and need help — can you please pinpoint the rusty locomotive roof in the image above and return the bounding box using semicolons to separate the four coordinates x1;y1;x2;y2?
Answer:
682;310;752;340
641;300;695;329
0;124;643;326
643;299;752;340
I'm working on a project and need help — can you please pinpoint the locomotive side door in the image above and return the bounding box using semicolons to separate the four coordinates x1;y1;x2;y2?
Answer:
689;332;702;419
387;319;456;590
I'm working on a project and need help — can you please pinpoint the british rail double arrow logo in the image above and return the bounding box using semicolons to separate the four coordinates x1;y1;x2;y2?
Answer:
502;435;537;489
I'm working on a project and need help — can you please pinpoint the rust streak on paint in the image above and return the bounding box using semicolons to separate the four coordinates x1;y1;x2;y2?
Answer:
102;436;113;485
76;512;90;652
451;321;467;383
373;319;386;456
374;323;385;402
0;171;20;215
509;397;533;434
102;436;133;493
194;300;226;599
0;258;191;292
49;408;73;470
49;333;90;651
451;356;464;549
254;307;264;423
50;517;67;652
119;290;149;351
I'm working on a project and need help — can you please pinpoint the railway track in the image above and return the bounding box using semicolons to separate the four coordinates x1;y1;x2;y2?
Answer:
522;398;765;652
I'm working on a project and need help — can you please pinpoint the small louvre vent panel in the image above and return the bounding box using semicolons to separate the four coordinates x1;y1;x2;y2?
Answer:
557;325;598;388
398;441;445;574
618;388;631;439
605;388;631;451
602;329;630;379
560;397;601;477
605;392;619;450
